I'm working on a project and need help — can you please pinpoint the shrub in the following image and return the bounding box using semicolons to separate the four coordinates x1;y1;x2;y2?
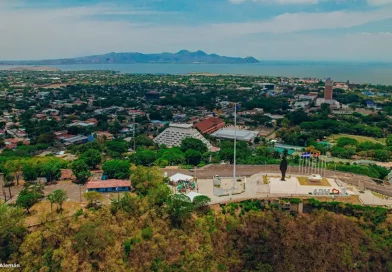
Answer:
142;227;153;240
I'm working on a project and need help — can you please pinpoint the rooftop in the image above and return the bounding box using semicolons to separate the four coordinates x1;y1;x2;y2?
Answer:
86;179;131;189
169;123;193;129
211;128;258;141
194;117;224;133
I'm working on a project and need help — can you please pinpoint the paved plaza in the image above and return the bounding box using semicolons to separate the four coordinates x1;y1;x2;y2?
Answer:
185;171;392;206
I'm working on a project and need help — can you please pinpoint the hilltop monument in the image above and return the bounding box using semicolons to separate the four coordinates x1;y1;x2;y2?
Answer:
280;150;288;181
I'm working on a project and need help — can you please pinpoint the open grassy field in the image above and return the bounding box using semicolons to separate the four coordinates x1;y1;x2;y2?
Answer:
327;134;386;145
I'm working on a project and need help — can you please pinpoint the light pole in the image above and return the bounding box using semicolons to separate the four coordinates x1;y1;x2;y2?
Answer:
230;102;238;200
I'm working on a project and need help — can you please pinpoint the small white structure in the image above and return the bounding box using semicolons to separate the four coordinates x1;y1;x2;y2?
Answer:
186;192;204;201
170;173;193;184
308;174;323;182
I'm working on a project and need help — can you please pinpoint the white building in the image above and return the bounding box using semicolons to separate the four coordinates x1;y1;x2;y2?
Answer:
211;128;259;142
315;98;340;108
294;101;310;110
153;123;213;150
255;82;275;90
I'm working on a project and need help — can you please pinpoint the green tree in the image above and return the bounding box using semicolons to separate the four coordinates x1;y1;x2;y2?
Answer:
49;189;68;212
3;175;14;200
192;195;211;210
80;149;102;169
132;150;157;166
159;147;185;166
4;159;25;185
71;159;91;184
374;149;390;162
281;118;290;128
135;135;155;147
108;121;122;134
22;163;40;182
167;194;194;227
36;132;55;144
180;138;208;153
185;149;202;166
46;193;55;212
16;189;41;213
0;203;26;262
337;137;359;147
147;183;171;207
387;134;392;147
130;165;163;196
102;159;131;179
40;160;61;182
105;140;128;156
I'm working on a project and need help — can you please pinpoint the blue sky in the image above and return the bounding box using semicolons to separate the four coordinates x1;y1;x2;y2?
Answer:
0;0;392;61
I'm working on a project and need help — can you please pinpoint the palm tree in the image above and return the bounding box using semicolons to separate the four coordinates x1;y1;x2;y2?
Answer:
47;193;55;212
3;175;14;200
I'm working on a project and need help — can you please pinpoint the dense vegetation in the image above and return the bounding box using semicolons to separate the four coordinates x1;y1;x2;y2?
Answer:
1;196;392;271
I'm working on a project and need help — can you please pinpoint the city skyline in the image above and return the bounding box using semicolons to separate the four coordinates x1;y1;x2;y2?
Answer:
1;0;392;61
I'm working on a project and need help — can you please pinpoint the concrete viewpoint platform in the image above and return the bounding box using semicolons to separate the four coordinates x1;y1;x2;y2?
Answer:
194;173;359;204
268;176;351;196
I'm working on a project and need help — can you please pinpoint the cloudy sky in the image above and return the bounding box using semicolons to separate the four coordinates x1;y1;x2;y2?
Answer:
1;0;392;61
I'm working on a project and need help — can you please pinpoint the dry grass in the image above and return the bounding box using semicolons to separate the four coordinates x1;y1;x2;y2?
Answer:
327;134;386;145
297;177;331;186
24;201;85;227
300;195;362;204
263;175;269;184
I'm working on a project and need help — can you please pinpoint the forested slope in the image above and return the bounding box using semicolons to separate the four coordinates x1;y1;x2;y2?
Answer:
2;196;392;272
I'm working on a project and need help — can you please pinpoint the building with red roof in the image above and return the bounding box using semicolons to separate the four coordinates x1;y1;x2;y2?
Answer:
60;169;75;180
194;117;225;134
86;179;131;193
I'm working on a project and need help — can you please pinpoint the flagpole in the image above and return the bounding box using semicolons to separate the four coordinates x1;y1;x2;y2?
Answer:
233;103;237;195
311;154;314;174
299;157;302;175
306;157;308;175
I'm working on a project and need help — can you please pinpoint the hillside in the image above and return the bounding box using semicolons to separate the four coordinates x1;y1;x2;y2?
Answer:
0;50;260;65
1;197;391;271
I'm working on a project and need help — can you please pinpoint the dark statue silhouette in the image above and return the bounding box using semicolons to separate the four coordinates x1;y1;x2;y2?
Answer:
280;156;288;181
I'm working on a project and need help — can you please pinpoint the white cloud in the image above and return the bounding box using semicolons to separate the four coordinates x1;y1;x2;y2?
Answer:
0;4;391;61
229;0;318;4
231;0;392;5
367;0;392;5
209;9;392;34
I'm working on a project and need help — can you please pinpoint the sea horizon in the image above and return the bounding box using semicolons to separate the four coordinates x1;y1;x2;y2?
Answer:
1;61;392;85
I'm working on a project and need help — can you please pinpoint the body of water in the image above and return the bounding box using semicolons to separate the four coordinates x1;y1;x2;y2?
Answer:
1;61;392;85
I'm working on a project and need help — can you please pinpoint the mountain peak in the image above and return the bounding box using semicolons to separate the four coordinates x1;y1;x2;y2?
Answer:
176;50;191;55
194;50;208;56
0;50;260;65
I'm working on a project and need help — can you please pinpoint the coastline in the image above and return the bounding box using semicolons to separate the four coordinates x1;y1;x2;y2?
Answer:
1;62;391;85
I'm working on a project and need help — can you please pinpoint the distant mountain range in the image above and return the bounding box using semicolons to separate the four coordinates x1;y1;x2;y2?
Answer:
0;50;260;65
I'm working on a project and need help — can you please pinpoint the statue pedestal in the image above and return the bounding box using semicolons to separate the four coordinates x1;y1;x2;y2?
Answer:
307;174;323;185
